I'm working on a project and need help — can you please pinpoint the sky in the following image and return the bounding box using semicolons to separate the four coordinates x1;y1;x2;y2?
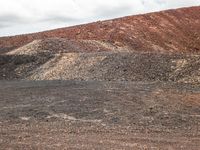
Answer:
0;0;200;36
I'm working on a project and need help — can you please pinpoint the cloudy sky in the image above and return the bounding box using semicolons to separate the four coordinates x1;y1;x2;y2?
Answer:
0;0;199;37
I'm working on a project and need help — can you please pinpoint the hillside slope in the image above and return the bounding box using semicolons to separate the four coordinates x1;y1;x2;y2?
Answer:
1;7;200;149
1;49;200;84
0;6;200;53
0;6;200;82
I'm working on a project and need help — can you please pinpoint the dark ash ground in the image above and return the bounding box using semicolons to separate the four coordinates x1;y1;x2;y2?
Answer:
0;80;200;149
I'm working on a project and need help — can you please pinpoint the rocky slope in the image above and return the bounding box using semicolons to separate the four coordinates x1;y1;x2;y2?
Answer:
1;49;200;84
0;6;200;83
0;6;200;53
0;6;200;149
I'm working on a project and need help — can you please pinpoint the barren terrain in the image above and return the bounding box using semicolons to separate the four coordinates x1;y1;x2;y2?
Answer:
0;81;200;149
1;51;200;84
0;6;200;149
0;6;200;53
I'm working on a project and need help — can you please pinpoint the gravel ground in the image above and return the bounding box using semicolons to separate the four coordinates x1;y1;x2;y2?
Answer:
0;80;200;149
0;6;199;150
1;51;200;84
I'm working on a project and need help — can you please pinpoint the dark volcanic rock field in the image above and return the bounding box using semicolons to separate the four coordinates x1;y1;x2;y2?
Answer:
0;81;200;149
0;6;200;150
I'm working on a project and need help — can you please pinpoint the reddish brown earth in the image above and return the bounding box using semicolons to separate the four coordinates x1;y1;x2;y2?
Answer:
0;6;200;82
0;6;200;53
0;6;200;149
0;81;200;149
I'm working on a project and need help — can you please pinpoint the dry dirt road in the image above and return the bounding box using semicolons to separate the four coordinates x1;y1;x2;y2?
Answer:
0;80;200;149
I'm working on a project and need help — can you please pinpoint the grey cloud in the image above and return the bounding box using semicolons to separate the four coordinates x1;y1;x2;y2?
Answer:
0;14;26;28
0;14;25;23
41;15;81;24
0;24;8;28
96;5;134;19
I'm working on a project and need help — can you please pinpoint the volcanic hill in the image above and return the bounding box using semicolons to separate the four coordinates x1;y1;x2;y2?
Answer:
1;6;200;149
0;6;200;82
0;6;200;53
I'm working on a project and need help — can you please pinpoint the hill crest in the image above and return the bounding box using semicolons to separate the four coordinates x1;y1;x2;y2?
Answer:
0;6;200;53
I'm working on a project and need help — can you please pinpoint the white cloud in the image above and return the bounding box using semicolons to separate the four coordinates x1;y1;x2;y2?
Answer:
0;0;199;36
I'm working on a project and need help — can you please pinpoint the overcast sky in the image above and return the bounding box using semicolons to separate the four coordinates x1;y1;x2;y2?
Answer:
0;0;199;37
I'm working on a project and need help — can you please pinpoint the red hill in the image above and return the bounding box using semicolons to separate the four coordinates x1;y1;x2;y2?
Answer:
0;6;199;53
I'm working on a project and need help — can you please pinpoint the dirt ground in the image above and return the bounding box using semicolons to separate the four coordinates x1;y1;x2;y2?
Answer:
0;6;199;150
0;80;200;149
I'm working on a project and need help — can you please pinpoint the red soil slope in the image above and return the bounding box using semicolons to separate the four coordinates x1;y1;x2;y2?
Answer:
0;6;200;53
